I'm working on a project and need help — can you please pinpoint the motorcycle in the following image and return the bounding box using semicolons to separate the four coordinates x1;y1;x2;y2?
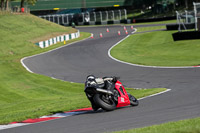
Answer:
84;75;139;111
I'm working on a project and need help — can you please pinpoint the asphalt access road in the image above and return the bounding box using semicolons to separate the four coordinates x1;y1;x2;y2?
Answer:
2;24;200;133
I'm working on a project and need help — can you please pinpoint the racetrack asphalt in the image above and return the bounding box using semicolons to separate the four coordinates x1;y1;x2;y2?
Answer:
2;24;200;133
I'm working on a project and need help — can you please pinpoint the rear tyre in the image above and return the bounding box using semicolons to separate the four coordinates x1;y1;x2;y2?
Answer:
93;94;116;111
128;94;139;106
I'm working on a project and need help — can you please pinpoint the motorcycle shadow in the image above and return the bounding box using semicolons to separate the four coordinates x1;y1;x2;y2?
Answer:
82;105;133;115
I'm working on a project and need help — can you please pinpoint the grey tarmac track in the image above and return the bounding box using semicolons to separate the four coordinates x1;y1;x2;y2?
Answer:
1;24;200;133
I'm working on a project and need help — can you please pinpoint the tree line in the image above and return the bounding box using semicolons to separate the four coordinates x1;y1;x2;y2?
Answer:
2;0;200;12
123;0;200;15
125;0;200;10
0;0;36;11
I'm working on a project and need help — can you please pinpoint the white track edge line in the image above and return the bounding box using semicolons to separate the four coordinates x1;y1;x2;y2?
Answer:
138;89;171;100
0;88;171;130
0;123;30;130
108;28;199;69
20;35;91;73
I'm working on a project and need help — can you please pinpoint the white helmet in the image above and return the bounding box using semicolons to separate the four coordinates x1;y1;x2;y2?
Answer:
87;75;95;82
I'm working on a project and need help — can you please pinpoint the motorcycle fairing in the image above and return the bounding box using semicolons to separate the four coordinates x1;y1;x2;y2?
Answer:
115;81;130;108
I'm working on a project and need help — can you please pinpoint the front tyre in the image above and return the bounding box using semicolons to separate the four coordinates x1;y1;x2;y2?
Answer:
128;94;139;106
93;94;116;111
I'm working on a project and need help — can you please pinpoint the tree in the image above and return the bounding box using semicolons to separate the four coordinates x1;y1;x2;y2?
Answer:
176;0;200;9
20;0;24;8
185;0;188;9
0;0;8;10
21;0;37;8
1;0;20;11
1;0;4;10
5;0;9;10
128;0;158;10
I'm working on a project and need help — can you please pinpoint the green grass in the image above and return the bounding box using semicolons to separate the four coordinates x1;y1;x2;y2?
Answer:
136;26;166;32
128;19;176;26
111;26;200;67
111;117;200;133
0;14;166;124
0;13;91;124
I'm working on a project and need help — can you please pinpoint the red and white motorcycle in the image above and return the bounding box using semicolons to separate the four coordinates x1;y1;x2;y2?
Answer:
84;75;139;111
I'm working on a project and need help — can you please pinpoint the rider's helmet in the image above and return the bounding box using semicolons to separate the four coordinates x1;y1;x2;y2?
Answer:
86;75;96;87
87;75;96;82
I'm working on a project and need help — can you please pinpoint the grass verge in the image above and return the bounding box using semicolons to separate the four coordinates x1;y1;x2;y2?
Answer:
127;19;176;26
111;117;200;133
0;13;91;124
111;26;200;67
136;26;166;32
0;13;166;124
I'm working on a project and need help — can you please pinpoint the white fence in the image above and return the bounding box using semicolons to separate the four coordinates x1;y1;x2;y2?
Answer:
176;10;195;24
194;2;200;30
39;9;127;25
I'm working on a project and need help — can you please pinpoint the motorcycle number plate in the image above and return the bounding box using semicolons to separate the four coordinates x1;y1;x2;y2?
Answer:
121;97;125;102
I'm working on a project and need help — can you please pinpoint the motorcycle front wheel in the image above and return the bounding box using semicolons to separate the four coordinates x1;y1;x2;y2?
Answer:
128;94;139;106
93;94;116;111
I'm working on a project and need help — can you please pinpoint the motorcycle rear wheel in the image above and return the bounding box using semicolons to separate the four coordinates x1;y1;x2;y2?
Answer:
93;94;116;111
128;94;139;106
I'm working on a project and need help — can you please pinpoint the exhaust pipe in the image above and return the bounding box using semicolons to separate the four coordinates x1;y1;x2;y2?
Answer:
96;88;113;95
